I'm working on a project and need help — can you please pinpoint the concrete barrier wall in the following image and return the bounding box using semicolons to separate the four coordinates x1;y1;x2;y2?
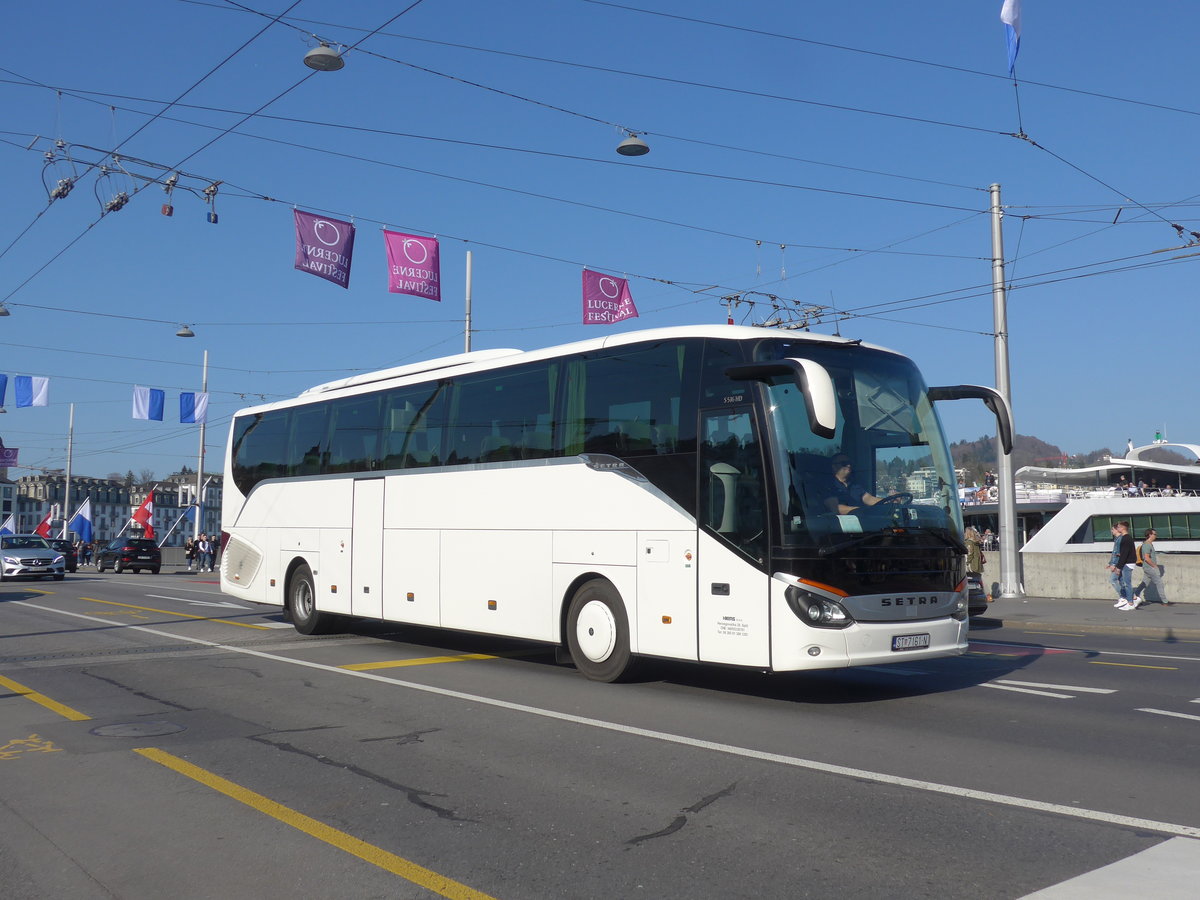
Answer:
1001;551;1197;603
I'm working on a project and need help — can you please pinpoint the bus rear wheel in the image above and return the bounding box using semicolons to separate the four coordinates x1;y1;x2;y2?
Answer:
566;580;634;683
289;563;338;635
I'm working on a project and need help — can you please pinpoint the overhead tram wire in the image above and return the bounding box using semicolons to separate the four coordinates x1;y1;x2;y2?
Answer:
0;77;988;213
0;1;431;307
191;0;1200;126
579;0;1200;121
0;0;301;268
7;128;986;260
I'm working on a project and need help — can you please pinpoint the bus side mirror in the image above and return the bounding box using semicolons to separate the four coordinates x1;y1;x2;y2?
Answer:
724;358;837;438
927;384;1014;455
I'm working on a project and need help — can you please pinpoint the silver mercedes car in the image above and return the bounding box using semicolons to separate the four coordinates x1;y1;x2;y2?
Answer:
0;534;67;581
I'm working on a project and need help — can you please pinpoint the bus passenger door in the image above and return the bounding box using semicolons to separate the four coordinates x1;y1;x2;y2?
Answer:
352;478;385;619
696;407;771;667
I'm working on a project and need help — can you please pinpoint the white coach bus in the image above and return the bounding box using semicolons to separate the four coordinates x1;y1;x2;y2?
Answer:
220;325;1011;681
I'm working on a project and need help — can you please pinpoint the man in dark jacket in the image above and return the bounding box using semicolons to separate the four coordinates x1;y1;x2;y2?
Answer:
1108;521;1141;610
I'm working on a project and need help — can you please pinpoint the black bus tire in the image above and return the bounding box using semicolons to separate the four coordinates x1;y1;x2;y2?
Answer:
290;563;338;635
566;580;635;683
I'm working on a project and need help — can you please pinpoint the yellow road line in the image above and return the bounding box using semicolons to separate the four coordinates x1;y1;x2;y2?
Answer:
83;597;271;630
342;653;498;671
134;748;496;900
1088;661;1178;670
0;673;91;721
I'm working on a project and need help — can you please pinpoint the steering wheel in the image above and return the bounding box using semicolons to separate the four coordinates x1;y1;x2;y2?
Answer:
875;491;914;506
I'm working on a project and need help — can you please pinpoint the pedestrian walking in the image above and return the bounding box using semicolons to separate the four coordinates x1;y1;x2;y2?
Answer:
196;533;214;572
1109;521;1141;610
184;537;196;571
1132;528;1170;606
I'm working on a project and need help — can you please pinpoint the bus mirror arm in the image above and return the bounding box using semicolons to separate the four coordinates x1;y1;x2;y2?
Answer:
927;384;1014;455
725;359;837;439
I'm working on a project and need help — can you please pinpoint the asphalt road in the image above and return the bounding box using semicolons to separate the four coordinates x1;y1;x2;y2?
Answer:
2;572;1199;899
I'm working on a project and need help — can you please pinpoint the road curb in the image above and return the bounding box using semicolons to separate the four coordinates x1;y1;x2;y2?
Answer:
976;616;1200;641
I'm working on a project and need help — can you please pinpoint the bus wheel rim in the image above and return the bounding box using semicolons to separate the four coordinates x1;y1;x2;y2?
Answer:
576;599;617;663
296;583;313;618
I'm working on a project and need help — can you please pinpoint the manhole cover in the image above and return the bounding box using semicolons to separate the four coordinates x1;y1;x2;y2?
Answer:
90;722;187;738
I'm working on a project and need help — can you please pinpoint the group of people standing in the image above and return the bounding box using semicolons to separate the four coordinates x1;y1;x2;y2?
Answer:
183;534;217;572
1107;521;1169;610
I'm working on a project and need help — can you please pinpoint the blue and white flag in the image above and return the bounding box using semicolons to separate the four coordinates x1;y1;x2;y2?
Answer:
1000;0;1022;75
184;504;197;523
180;391;209;424
15;375;49;407
132;385;165;421
0;374;6;408
68;498;93;543
0;513;14;535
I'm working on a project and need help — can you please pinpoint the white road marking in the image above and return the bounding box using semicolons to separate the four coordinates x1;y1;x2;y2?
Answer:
1137;708;1200;723
15;600;1200;840
981;683;1074;699
145;593;250;610
993;680;1117;694
1022;836;1200;898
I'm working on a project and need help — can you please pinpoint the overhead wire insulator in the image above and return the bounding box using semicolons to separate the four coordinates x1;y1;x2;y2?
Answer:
161;172;178;217
203;180;221;224
41;142;79;203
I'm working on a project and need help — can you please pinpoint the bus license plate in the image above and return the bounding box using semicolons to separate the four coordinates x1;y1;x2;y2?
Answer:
892;633;931;651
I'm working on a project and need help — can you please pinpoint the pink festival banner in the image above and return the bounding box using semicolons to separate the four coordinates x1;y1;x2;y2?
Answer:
294;210;355;288
384;231;441;301
582;269;639;325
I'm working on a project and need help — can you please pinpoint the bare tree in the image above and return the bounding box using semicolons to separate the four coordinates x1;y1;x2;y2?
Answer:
137;468;156;485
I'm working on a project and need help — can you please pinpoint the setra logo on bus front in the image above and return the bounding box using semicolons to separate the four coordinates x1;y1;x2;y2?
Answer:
879;595;940;607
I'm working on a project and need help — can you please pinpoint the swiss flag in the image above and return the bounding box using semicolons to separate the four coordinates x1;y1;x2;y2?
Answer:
34;509;53;538
131;492;155;541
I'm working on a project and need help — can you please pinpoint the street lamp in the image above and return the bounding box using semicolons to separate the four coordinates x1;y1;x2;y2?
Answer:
304;42;345;72
176;324;195;338
616;132;650;157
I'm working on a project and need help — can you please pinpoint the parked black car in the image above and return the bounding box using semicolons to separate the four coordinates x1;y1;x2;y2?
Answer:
96;538;161;574
967;573;989;616
49;539;78;573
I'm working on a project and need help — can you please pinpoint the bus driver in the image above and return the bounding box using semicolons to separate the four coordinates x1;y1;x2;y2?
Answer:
822;454;882;515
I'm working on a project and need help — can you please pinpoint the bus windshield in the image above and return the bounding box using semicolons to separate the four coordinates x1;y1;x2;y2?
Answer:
755;343;962;549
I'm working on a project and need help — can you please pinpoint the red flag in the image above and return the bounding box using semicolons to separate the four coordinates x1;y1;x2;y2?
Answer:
34;509;52;538
131;492;155;540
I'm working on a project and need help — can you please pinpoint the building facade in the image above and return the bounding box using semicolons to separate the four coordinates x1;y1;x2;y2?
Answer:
10;471;222;546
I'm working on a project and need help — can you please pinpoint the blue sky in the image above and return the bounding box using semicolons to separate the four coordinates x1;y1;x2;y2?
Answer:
1;0;1196;481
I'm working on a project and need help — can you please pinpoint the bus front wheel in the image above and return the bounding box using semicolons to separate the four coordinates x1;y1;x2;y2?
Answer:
566;580;634;683
289;564;338;635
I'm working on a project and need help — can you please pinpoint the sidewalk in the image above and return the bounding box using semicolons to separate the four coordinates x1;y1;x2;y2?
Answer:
975;594;1200;640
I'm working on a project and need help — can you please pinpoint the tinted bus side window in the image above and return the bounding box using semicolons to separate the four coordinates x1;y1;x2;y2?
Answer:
381;383;448;469
562;341;694;458
445;362;559;465
325;394;383;474
288;403;328;477
231;411;290;493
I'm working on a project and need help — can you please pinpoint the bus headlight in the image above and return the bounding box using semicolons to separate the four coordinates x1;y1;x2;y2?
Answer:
785;584;853;629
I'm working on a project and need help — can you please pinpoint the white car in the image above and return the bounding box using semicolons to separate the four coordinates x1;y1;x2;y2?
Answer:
0;534;67;581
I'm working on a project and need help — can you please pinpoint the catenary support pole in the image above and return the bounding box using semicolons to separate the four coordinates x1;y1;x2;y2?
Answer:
990;184;1023;598
464;250;473;353
61;403;74;538
194;350;208;542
